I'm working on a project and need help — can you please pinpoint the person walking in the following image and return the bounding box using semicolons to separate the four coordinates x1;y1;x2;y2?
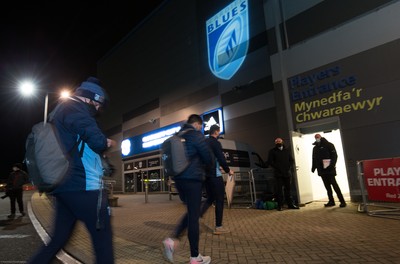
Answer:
28;77;116;264
267;137;299;211
311;134;347;208
5;163;29;219
163;114;214;264
200;124;234;235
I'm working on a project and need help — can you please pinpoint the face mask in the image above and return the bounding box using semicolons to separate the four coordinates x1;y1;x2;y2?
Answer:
315;138;321;143
86;103;98;117
276;143;282;148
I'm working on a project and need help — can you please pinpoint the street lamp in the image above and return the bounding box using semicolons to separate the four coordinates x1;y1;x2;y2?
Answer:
19;80;71;124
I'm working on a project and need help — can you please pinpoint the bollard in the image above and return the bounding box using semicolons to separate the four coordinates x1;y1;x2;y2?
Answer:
144;179;149;203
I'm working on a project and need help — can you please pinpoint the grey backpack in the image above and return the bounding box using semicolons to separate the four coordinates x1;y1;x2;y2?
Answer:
24;103;81;193
161;129;191;177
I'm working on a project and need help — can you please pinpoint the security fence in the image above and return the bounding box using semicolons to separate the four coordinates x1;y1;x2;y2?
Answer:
222;168;275;208
167;168;275;208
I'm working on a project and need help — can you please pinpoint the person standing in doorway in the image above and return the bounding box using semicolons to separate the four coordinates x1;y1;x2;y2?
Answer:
200;124;234;235
163;114;214;264
311;133;347;208
267;138;299;211
5;163;29;219
28;77;116;264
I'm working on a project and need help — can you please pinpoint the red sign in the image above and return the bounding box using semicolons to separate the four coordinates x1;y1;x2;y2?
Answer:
363;157;400;202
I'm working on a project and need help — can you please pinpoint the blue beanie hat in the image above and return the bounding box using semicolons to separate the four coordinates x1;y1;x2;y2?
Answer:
75;77;107;104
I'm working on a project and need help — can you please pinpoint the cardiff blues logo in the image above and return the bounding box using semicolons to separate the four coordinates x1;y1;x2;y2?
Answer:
206;0;249;80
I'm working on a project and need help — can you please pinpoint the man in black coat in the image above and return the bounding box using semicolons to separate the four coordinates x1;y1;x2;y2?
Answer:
267;138;299;211
200;124;234;235
311;134;347;208
5;163;29;218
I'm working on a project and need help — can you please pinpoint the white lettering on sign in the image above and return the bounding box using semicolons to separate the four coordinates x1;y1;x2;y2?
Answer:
367;177;400;186
0;234;30;238
373;167;400;176
386;193;397;199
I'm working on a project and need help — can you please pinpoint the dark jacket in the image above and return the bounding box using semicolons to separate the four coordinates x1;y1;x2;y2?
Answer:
7;169;29;191
312;137;337;176
174;123;214;182
51;96;108;193
206;136;230;177
267;146;294;178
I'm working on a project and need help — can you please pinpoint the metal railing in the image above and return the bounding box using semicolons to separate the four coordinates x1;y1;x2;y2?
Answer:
248;168;275;206
166;168;275;208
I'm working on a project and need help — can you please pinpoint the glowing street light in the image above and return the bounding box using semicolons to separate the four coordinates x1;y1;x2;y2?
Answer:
19;81;35;96
19;80;71;125
60;90;70;98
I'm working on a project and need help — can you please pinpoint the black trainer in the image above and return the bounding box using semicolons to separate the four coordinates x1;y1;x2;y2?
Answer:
324;202;335;207
7;214;15;219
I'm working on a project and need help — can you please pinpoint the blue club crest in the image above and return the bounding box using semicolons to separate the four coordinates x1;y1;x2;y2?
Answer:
206;0;249;80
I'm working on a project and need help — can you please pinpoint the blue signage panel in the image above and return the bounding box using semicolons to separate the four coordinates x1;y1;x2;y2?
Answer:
121;108;224;157
121;123;183;157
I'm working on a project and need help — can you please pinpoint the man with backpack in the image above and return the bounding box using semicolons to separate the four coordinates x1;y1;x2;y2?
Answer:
163;114;214;264
28;77;116;264
5;163;29;219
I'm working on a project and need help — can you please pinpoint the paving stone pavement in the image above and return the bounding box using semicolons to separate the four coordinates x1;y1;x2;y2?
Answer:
29;192;400;264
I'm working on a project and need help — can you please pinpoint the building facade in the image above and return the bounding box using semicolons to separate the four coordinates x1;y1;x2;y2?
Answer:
98;0;400;203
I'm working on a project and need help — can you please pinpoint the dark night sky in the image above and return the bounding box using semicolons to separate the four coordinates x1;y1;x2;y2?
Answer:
0;1;165;178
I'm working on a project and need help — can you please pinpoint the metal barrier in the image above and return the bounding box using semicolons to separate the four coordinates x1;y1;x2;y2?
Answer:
248;168;275;206
222;171;252;208
357;158;400;220
166;168;275;208
222;169;275;208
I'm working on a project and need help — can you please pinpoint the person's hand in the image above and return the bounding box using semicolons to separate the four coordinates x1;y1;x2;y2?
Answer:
326;165;334;170
107;139;116;148
311;168;315;173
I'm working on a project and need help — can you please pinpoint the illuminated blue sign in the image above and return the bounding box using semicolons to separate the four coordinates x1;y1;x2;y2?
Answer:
121;123;183;157
121;109;225;157
142;125;181;149
206;0;249;80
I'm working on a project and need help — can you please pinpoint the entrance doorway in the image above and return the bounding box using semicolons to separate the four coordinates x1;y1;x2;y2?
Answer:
124;173;135;193
291;129;350;204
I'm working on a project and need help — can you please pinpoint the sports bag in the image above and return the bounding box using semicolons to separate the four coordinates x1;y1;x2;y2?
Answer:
24;103;81;193
161;129;191;177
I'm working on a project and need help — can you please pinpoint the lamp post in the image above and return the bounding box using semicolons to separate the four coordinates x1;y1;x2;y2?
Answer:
44;92;49;125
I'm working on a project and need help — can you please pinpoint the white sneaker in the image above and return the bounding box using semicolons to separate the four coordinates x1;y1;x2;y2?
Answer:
190;254;211;264
213;226;230;235
163;237;176;263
